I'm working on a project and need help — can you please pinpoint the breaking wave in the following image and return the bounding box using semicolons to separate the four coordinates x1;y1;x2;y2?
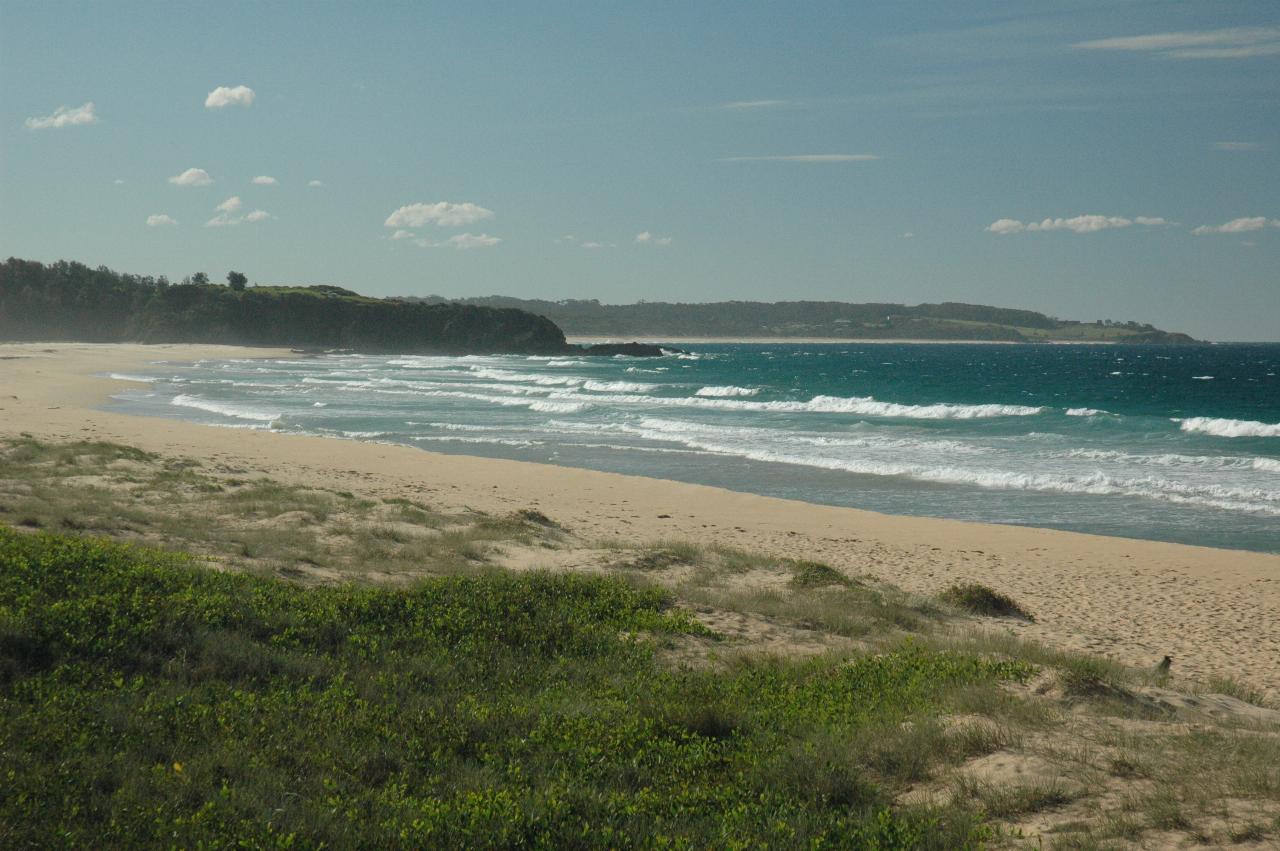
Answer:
1179;417;1280;439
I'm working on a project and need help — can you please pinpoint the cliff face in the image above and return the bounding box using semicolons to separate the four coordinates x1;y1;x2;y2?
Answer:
0;259;568;355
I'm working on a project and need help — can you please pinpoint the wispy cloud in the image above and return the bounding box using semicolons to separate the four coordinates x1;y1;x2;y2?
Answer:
987;215;1169;235
307;179;325;187
205;85;256;109
407;232;501;249
25;101;98;130
1073;27;1280;60
635;231;672;246
207;199;271;227
446;233;501;250
720;154;879;163
1192;216;1279;235
580;241;612;250
1213;141;1262;151
721;99;792;110
169;168;213;187
384;202;494;229
251;175;279;185
146;214;178;227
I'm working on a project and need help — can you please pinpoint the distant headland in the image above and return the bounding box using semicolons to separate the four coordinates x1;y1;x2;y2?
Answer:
1;258;1197;353
0;259;666;357
400;295;1199;344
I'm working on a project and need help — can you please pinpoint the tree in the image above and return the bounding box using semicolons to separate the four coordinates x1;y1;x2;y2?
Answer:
227;271;247;292
192;272;210;285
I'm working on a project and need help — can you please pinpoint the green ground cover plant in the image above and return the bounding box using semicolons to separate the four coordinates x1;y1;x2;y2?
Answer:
0;527;1031;849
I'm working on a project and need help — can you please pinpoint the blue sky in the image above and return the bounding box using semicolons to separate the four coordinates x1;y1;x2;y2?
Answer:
1;1;1277;340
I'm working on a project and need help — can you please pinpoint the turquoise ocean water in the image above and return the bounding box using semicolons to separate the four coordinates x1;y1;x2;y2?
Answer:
107;343;1280;553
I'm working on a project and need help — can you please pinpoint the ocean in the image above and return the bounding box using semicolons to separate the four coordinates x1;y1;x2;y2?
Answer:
106;342;1280;554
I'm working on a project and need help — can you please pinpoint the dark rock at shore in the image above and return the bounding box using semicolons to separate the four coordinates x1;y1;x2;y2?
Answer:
576;342;674;357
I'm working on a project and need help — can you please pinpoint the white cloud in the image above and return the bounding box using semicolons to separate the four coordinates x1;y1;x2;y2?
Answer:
580;241;613;249
634;231;652;243
986;215;1169;234
447;233;501;250
902;232;915;239
169;167;213;187
146;214;178;227
722;99;791;110
204;85;256;109
1191;216;1278;235
720;154;879;162
207;202;272;227
251;175;279;185
1213;141;1261;151
24;101;98;130
390;230;415;241
307;179;325;187
635;231;672;245
1073;27;1280;60
384;201;494;229
113;178;125;185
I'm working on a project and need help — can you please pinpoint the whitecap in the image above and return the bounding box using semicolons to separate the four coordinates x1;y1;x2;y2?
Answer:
1178;417;1280;438
171;394;281;422
695;386;760;397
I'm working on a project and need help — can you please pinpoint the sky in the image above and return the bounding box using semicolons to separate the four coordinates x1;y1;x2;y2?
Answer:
1;1;1277;341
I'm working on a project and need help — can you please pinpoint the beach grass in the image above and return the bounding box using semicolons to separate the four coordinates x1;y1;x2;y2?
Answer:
0;526;1022;848
3;436;1280;847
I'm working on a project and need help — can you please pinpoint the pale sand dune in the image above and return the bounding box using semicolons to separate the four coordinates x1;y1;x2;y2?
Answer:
2;342;1278;697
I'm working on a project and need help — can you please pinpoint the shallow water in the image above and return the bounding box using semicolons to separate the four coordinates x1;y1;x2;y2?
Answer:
107;342;1280;553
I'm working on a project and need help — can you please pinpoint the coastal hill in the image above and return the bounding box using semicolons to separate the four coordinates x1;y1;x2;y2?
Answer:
0;259;651;356
404;295;1199;343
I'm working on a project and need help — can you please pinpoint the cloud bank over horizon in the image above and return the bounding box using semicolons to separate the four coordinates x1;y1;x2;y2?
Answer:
987;215;1169;235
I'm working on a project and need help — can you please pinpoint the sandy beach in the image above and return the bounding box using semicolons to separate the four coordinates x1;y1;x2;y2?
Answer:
2;341;1277;698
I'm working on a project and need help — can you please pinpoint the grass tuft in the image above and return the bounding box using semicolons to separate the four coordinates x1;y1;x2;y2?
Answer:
940;582;1034;621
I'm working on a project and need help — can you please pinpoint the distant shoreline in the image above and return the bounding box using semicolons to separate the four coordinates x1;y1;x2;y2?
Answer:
565;335;1108;345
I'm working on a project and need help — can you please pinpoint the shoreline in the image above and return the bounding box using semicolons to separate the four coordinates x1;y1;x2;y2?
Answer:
568;335;1027;345
3;341;1279;697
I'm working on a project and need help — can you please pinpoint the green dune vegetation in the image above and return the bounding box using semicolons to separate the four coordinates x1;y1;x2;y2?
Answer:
2;437;1277;848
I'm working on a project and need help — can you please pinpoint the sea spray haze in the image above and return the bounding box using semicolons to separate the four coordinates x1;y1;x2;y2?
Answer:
109;343;1280;553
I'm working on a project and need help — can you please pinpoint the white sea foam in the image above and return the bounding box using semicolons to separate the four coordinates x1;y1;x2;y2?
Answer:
1065;407;1109;417
695;386;760;397
1179;417;1280;438
1191;376;1214;380
581;380;657;393
529;400;592;414
170;394;281;422
107;372;159;383
1058;448;1280;472
629;421;1280;515
468;367;583;386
